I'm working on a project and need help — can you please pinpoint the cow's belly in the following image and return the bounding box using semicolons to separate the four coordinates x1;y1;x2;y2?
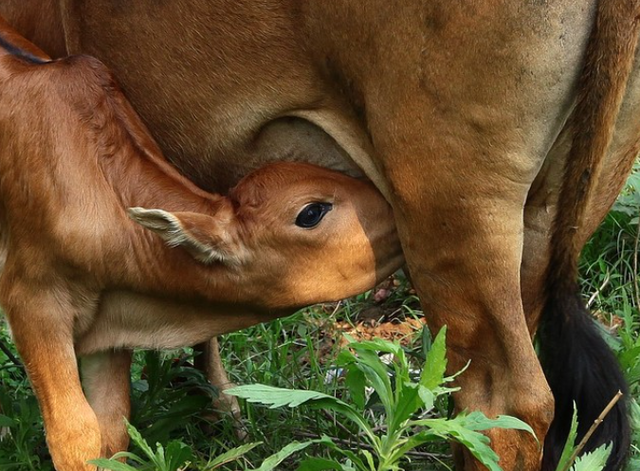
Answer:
65;0;371;194
67;1;600;200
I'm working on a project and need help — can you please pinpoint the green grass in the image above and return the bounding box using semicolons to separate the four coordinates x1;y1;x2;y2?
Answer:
0;166;638;470
578;162;640;470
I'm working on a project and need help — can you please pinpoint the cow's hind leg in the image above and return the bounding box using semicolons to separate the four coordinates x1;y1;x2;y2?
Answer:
81;349;133;458
0;282;101;471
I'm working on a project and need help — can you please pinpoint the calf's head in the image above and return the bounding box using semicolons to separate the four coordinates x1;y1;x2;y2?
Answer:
129;162;403;309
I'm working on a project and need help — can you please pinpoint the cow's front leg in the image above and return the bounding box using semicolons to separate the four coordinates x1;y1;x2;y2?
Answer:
194;338;241;422
385;168;552;470
81;349;133;458
0;283;101;471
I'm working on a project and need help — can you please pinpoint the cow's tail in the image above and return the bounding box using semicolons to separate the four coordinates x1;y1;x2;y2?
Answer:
538;2;640;470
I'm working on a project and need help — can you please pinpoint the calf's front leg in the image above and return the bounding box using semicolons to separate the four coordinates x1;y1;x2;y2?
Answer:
0;282;101;471
194;337;241;421
81;349;133;458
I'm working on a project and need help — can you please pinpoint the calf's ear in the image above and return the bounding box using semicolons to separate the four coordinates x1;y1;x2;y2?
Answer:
127;207;243;265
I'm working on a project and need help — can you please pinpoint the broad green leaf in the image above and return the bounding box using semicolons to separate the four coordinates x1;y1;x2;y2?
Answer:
226;385;375;441
350;338;409;386
354;347;394;384
412;411;535;436
124;420;155;460
205;442;262;469
165;441;194;471
457;411;536;438
421;417;502;471
0;415;17;427
253;439;325;471
226;385;343;409
361;449;376;470
337;348;357;365
344;364;366;410
571;443;611;471
387;430;442;462
108;451;147;464
420;327;447;391
155;442;166;468
556;404;580;471
412;411;534;471
87;458;139;471
349;351;394;415
388;385;421;433
417;385;435;411
348;338;404;357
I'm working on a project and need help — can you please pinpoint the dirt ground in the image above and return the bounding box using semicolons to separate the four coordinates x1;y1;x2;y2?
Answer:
305;275;427;365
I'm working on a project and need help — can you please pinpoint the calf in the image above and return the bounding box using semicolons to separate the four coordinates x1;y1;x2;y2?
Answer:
0;19;402;471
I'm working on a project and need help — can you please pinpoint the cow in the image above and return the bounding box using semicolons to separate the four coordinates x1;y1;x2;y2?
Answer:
0;18;403;470
2;1;640;470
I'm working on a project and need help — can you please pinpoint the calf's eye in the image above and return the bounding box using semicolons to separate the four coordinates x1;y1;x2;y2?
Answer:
295;203;333;228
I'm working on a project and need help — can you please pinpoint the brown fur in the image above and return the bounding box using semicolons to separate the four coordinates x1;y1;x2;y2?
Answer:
2;1;640;469
0;19;402;470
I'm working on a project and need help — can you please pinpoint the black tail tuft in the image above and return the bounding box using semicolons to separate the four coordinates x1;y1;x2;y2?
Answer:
539;282;630;471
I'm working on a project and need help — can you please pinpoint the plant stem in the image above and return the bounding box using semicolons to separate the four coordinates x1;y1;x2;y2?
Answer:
559;390;623;471
0;338;22;368
633;215;640;311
